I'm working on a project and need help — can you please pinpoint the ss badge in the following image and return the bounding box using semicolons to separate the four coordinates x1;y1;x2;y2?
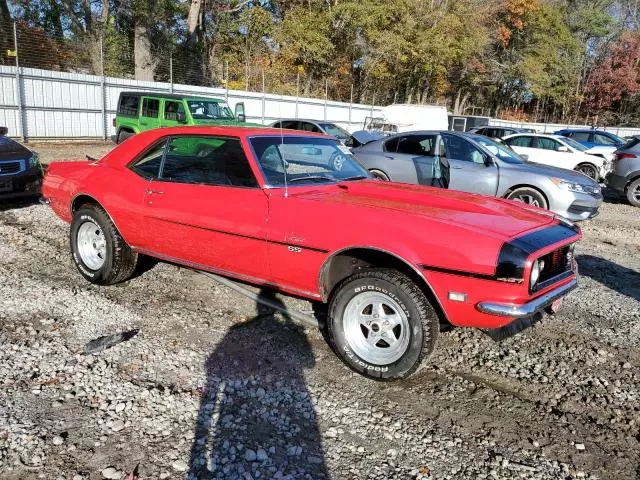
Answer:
288;245;302;253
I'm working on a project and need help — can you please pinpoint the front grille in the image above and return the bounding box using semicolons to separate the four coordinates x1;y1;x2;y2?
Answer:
0;161;23;175
531;245;574;293
539;246;571;283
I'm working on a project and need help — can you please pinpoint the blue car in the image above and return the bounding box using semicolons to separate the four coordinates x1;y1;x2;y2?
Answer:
554;129;626;149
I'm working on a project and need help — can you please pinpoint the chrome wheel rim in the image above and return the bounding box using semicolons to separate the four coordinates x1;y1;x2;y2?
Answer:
632;184;640;201
343;291;410;365
511;194;542;208
576;165;596;179
77;222;106;270
332;154;345;171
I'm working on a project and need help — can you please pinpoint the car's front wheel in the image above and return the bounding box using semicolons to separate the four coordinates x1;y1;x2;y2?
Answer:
575;163;598;180
506;187;548;209
369;169;390;181
70;205;138;285
327;269;438;380
627;178;640;207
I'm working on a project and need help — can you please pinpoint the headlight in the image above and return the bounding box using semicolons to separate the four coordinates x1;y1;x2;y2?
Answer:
550;177;600;195
28;153;40;168
530;259;543;289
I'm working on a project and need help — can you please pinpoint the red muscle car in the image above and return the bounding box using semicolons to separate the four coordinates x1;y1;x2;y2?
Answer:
42;126;581;380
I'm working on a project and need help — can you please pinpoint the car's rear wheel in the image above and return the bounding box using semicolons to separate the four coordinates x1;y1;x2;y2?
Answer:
627;178;640;207
117;130;134;144
369;169;390;181
575;163;598;180
327;269;438;380
506;187;548;209
70;205;138;285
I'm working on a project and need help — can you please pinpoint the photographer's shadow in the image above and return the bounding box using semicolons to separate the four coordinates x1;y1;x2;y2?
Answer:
187;289;328;479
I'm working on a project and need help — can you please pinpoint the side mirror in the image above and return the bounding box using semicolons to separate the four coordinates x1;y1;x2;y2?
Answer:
558;145;570;153
235;102;246;123
520;154;529;161
176;111;186;123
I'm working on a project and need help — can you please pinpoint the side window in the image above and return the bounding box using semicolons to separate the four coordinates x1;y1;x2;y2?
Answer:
570;132;591;142
281;121;300;130
505;136;533;148
300;122;321;133
130;140;167;179
443;135;485;164
535;137;561;151
118;95;140;117
396;135;438;155
160;136;257;188
142;98;160;118
164;101;185;121
271;121;282;128
384;137;399;153
593;133;617;145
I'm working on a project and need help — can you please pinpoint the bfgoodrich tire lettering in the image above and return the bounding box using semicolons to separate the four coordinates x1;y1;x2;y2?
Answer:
70;205;138;285
327;269;438;380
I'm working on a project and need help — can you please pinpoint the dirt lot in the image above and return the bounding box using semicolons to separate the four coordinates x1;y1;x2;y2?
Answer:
0;143;639;480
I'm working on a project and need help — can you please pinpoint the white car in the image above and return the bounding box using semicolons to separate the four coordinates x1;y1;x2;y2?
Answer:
501;133;609;181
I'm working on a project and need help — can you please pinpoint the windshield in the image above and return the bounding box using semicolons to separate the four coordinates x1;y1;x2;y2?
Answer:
560;137;588;152
319;123;351;141
187;100;235;120
250;136;370;186
474;136;524;164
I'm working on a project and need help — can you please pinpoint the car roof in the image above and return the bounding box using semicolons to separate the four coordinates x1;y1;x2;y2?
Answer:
129;125;329;138
503;133;564;139
118;91;226;102
271;119;335;125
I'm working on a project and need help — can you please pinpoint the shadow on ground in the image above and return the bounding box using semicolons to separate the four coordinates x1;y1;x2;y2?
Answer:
578;254;640;303
0;195;40;212
187;288;328;479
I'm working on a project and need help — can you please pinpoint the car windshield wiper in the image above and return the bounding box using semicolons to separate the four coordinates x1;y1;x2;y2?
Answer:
288;175;335;183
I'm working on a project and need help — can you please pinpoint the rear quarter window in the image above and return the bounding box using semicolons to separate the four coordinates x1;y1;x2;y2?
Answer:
118;95;140;117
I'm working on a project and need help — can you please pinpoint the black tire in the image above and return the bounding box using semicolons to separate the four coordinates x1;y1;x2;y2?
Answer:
506;187;548;209
627;178;640;207
575;163;598;180
117;130;134;144
327;269;438;380
70;205;138;285
369;169;390;181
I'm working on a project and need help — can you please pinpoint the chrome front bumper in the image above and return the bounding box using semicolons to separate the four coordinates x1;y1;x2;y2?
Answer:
476;279;578;318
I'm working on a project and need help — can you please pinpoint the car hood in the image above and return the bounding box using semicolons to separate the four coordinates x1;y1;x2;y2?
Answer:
292;180;555;239
508;160;601;186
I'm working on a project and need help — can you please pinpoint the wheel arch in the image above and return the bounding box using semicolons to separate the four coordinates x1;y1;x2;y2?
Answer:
319;246;450;326
503;184;550;208
70;193;129;243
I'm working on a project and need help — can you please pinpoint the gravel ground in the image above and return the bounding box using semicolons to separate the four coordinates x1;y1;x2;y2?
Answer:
0;153;639;479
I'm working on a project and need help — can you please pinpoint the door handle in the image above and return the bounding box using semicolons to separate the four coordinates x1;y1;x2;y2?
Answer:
451;165;463;169
146;189;164;195
384;155;394;159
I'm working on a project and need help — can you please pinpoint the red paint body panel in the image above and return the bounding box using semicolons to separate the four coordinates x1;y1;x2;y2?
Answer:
42;126;582;329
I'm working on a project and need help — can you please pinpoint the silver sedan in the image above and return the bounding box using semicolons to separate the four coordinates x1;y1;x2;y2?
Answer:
351;131;603;222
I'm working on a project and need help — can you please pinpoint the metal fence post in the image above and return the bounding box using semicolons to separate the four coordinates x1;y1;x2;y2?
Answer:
261;69;265;124
13;22;25;141
225;60;229;103
295;73;299;119
100;35;107;140
348;84;353;129
324;79;328;121
169;54;174;93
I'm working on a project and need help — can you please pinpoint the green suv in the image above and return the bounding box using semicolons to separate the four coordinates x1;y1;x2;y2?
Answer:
113;92;260;143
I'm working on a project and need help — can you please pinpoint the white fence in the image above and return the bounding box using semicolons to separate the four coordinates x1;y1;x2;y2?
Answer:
489;118;640;137
0;65;383;140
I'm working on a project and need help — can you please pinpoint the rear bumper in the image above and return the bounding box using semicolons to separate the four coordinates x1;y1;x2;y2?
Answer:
476;278;577;318
605;172;628;193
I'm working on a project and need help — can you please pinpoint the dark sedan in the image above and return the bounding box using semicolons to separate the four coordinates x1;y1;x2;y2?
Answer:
0;128;43;198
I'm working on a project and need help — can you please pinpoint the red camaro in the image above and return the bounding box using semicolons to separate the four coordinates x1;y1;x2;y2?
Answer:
43;126;581;380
